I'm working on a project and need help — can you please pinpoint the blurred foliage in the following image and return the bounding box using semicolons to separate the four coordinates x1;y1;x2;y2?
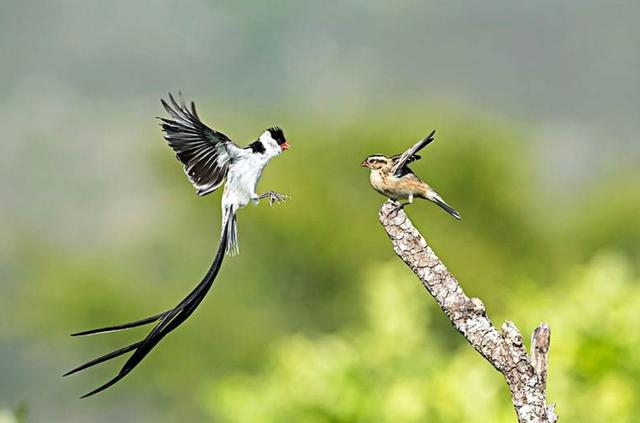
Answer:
0;402;26;423
1;108;639;421
0;410;18;423
204;254;640;423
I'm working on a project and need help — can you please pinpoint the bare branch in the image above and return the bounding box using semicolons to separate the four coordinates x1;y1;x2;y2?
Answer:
379;200;558;423
531;323;551;390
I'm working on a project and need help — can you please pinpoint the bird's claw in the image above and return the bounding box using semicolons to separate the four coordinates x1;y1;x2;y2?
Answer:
268;192;289;206
388;200;407;219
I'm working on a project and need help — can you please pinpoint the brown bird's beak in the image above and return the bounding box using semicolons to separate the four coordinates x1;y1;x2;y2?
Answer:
360;160;369;168
280;141;291;151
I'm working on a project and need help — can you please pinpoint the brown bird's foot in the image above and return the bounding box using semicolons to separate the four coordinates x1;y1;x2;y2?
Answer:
389;200;409;218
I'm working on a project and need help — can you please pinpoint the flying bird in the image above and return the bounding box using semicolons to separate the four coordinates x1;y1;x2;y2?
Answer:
64;93;290;398
360;130;461;220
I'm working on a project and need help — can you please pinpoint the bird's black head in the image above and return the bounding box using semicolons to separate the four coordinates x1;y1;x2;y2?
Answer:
266;126;290;151
268;127;286;145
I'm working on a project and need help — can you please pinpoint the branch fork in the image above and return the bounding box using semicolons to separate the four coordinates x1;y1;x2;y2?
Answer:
379;200;557;423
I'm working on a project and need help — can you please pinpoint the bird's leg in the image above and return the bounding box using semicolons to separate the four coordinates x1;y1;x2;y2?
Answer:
256;191;289;206
389;199;410;219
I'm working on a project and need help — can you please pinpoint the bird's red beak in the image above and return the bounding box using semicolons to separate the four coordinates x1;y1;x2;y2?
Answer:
360;160;369;168
281;141;291;151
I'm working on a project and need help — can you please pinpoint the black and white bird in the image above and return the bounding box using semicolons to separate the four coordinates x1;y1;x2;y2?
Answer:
64;93;290;398
159;93;291;255
361;130;461;220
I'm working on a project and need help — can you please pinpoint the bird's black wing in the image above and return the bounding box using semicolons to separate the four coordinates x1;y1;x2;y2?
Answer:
390;162;418;178
64;215;232;398
391;154;421;163
391;130;436;177
159;93;242;196
390;153;421;173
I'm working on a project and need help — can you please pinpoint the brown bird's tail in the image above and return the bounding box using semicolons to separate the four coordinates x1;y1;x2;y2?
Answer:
425;190;462;220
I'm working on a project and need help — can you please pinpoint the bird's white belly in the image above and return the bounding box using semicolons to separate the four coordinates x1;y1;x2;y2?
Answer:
223;156;267;209
370;171;401;199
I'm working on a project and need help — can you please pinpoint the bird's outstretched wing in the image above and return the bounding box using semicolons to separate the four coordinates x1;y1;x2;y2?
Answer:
64;214;232;398
391;130;436;177
391;154;422;164
159;93;242;196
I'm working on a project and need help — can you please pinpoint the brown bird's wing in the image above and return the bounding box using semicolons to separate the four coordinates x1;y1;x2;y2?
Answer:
391;130;436;177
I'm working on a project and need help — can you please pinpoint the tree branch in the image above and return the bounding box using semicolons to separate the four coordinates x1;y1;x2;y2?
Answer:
379;200;558;423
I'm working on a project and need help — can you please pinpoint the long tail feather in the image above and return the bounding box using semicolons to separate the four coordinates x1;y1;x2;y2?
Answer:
67;217;230;398
70;312;168;336
79;373;129;399
63;341;143;376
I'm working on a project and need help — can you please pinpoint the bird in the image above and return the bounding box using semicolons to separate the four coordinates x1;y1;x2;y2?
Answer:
64;93;291;398
360;130;461;220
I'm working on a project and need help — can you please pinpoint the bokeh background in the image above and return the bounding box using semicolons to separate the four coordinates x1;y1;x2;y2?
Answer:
1;1;639;422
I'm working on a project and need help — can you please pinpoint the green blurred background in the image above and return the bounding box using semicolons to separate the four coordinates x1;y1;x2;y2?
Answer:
1;1;639;422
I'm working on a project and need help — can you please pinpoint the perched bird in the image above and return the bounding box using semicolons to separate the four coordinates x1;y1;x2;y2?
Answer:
361;130;461;220
64;93;290;398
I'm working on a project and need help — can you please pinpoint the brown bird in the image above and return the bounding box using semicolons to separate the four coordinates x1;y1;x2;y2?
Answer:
360;130;461;220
